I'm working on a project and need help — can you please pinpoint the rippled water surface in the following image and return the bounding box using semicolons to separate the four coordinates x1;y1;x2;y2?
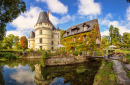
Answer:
0;59;101;85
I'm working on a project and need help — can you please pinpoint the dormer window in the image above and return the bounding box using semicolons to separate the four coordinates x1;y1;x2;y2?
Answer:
84;26;87;31
83;24;90;31
67;32;69;35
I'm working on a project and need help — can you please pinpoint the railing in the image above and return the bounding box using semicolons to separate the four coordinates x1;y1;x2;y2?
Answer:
83;51;105;58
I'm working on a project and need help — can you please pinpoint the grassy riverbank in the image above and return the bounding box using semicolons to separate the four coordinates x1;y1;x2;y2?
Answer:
93;60;117;85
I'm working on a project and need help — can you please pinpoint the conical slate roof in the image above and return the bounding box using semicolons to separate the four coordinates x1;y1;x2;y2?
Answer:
29;31;35;38
36;11;56;30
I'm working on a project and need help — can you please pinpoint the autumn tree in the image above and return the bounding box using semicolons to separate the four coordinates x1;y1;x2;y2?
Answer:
0;0;26;40
20;36;28;50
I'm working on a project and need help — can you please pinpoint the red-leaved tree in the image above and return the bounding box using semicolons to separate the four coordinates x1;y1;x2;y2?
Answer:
20;36;28;50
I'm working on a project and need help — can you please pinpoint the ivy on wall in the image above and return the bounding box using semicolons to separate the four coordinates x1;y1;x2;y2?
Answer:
61;22;101;52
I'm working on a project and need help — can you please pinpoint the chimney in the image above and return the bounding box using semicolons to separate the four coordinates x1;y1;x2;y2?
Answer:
47;11;49;18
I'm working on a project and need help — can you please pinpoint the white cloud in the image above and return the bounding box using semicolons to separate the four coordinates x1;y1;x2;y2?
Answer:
36;0;68;14
6;6;71;37
6;6;42;37
78;0;101;16
11;6;42;30
126;6;130;21
109;21;130;35
49;13;71;25
100;30;109;36
99;12;130;36
10;68;35;85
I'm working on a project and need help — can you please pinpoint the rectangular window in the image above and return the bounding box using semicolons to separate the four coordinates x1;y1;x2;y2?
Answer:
52;35;53;38
40;30;42;35
51;41;53;45
51;47;53;50
84;26;87;31
40;46;42;49
40;38;42;43
83;35;86;41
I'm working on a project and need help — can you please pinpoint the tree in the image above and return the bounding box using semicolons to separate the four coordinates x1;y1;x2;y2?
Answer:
109;25;114;45
14;36;20;49
7;34;15;49
1;37;9;49
113;27;121;47
109;25;121;47
126;0;130;3
101;36;109;48
20;36;28;50
60;30;65;43
0;0;26;40
122;32;130;48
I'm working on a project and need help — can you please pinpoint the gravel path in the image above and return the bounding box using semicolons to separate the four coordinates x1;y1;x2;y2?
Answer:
113;60;130;85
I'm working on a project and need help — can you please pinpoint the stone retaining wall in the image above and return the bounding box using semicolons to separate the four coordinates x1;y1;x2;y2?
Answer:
45;55;87;66
22;53;42;58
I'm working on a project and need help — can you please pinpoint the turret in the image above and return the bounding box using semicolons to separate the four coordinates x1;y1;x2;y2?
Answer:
28;31;35;49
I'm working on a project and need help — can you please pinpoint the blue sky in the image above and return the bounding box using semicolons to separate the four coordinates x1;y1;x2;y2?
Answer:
6;0;130;37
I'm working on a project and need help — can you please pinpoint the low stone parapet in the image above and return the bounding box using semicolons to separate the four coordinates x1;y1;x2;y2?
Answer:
45;55;87;66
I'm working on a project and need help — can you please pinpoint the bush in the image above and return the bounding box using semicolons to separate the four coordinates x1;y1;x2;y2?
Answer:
47;50;51;53
0;52;18;60
73;50;78;56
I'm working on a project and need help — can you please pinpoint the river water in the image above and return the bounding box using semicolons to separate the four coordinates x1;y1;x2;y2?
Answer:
0;59;101;85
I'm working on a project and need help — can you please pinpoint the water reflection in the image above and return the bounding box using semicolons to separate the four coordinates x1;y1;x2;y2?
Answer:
0;59;101;85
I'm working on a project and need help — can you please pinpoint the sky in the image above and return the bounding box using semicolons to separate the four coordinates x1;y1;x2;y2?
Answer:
6;0;130;38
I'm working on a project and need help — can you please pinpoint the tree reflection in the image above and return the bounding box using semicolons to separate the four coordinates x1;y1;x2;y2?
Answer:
0;63;5;85
34;59;102;85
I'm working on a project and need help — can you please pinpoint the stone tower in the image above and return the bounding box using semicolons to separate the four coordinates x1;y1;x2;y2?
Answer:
28;10;60;50
28;31;35;49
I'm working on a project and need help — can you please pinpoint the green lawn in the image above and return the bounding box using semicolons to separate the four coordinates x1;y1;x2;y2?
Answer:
93;61;117;85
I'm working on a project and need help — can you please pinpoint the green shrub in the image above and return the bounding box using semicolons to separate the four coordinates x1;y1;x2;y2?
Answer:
73;50;78;56
47;50;51;53
0;52;18;60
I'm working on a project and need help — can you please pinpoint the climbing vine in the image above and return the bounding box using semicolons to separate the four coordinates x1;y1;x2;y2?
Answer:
61;22;101;52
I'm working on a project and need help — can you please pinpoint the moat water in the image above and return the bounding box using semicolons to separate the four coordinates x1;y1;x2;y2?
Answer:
0;59;102;85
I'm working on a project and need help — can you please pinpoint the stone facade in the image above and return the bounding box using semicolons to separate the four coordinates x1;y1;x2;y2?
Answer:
28;11;60;50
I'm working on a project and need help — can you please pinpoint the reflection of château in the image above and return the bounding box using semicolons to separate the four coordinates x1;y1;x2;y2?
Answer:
34;64;53;85
34;62;101;85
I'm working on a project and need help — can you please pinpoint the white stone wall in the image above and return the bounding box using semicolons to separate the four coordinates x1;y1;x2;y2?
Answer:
34;23;60;50
28;38;35;49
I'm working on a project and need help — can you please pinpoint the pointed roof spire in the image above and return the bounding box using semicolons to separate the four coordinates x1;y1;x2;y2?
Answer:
57;27;60;31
